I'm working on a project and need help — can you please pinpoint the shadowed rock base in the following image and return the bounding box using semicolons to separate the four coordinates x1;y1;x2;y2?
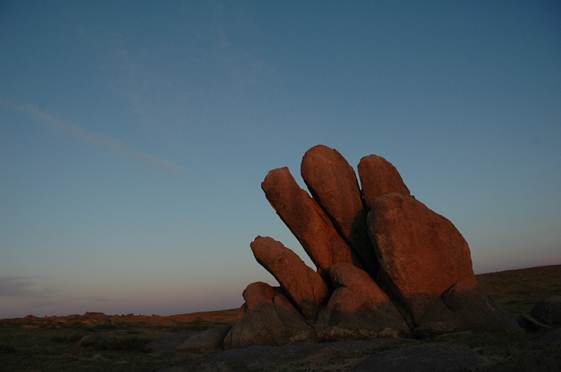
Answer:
316;264;408;339
223;282;315;349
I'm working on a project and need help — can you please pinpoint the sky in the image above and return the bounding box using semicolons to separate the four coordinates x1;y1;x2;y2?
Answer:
1;0;560;318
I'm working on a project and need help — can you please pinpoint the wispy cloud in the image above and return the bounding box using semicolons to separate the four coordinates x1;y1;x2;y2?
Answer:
0;276;44;297
0;99;186;176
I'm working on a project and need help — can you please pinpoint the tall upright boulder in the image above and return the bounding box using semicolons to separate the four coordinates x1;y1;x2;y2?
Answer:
251;236;329;320
301;145;378;275
358;155;410;209
367;193;479;331
223;282;315;349
261;167;356;272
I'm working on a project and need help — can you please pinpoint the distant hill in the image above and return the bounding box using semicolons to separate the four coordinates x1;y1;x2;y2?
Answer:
477;264;561;314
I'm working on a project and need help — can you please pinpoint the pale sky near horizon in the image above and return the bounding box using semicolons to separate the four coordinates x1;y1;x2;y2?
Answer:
1;0;561;318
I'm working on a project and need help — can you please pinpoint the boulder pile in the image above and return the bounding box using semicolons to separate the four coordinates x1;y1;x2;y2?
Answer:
225;145;518;348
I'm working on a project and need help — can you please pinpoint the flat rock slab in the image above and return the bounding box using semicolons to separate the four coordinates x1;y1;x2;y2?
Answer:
176;326;231;353
147;331;196;353
352;343;487;372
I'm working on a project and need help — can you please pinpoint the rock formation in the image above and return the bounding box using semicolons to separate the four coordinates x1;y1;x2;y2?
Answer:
301;145;378;275
358;154;410;208
250;236;328;320
261;167;356;272
367;193;476;331
223;282;315;348
225;145;518;348
316;263;408;339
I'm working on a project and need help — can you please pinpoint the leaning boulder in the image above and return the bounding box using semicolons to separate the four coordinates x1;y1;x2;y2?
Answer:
261;167;356;272
251;236;329;320
301;145;378;275
358;155;410;209
367;193;477;331
316;263;408;339
223;282;315;349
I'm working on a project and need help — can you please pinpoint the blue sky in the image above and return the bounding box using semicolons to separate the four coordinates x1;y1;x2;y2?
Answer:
1;0;560;318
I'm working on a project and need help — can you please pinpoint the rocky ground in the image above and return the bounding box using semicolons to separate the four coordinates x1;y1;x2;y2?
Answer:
1;265;560;372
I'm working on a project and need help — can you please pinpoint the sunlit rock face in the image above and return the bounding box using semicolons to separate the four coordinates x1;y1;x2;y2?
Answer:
225;145;519;349
358;154;411;209
261;166;356;272
367;193;476;331
301;145;378;277
250;236;328;320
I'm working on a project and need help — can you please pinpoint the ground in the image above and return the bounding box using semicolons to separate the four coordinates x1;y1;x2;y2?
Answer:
1;265;560;372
